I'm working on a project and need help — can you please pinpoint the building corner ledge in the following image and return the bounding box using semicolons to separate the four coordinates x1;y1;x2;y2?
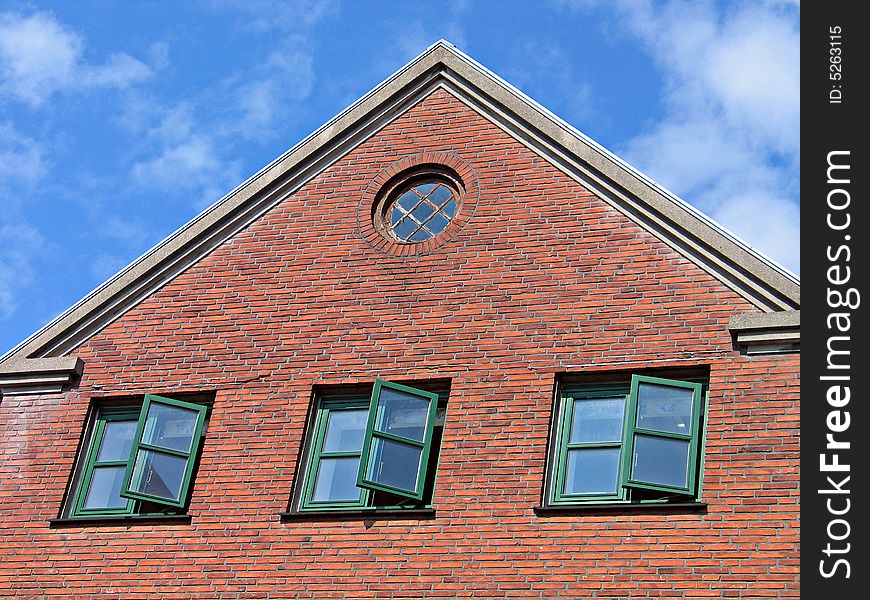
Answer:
0;356;83;396
728;310;800;354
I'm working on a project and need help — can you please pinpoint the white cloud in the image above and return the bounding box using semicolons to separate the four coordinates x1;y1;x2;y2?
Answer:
205;0;339;31
122;100;198;144
132;135;225;189
232;40;316;136
122;35;314;206
0;11;153;106
623;119;782;207
565;0;800;273
709;191;800;272
129;109;243;209
0;123;46;181
622;114;799;272
703;11;799;155
619;1;799;157
80;52;153;89
0;11;80;105
0;223;44;318
102;217;152;247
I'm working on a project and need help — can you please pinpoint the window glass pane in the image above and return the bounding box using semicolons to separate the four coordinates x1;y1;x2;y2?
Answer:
632;434;690;488
391;214;416;239
409;227;432;242
415;183;436;197
441;198;456;218
636;382;694;434
141;402;200;453
429;184;452;206
396;190;419;212
83;466;128;509
410;200;436;223
570;397;625;443
564;448;621;495
95;420;137;462
374;387;430;441
365;437;422;494
322;409;367;453
312;457;362;502
128;449;188;502
424;212;450;234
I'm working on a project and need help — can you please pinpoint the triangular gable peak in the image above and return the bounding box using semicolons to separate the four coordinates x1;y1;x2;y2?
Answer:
0;41;799;392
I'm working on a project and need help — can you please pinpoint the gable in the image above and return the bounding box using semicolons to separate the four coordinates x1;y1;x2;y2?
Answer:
60;89;757;389
0;41;799;392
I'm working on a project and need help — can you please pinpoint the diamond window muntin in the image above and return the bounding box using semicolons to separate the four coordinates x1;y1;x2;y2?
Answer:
380;173;461;243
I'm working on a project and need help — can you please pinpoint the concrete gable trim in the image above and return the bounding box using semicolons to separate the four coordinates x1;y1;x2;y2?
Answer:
728;310;800;354
0;357;84;396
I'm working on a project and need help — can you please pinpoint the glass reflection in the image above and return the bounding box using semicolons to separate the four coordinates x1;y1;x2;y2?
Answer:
129;450;187;501
96;420;137;462
565;448;621;495
570;397;625;443
635;382;693;434
313;457;362;502
366;437;422;493
141;402;199;453
374;388;429;441
83;466;128;509
322;409;367;453
632;434;690;488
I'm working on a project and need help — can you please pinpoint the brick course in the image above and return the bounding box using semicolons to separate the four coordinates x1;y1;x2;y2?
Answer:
0;88;799;598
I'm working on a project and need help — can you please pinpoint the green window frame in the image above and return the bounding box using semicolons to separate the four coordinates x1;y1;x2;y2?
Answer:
298;380;443;512
70;408;140;518
299;398;371;511
550;374;705;505
622;375;703;496
550;386;630;504
69;394;207;518
120;394;208;509
357;379;438;501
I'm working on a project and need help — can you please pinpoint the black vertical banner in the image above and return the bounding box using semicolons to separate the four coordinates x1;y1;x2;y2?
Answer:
802;2;869;595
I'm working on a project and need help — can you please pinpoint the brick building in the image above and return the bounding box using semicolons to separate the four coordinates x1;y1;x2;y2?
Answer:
0;42;800;598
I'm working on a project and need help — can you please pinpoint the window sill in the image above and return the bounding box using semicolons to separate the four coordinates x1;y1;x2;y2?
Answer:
49;514;192;528
280;508;436;523
534;502;707;516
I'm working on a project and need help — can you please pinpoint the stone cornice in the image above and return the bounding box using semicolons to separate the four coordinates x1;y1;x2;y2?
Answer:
0;357;83;396
728;311;800;354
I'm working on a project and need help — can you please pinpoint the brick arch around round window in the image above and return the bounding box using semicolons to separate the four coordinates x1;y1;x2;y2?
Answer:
357;151;479;256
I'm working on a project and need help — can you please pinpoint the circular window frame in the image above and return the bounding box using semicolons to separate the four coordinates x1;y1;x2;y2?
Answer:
374;167;464;244
357;152;479;257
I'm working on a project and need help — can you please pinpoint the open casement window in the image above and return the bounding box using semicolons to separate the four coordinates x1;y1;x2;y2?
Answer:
298;380;444;512
622;375;703;496
357;379;439;500
69;394;208;518
119;394;208;509
549;373;706;506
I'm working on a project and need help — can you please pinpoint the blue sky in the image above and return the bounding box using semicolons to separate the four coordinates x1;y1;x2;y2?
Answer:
0;0;799;356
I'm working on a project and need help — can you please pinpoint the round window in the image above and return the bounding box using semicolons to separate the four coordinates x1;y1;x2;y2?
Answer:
381;176;460;243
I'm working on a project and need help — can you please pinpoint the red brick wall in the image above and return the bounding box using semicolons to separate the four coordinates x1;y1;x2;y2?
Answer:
0;89;799;598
